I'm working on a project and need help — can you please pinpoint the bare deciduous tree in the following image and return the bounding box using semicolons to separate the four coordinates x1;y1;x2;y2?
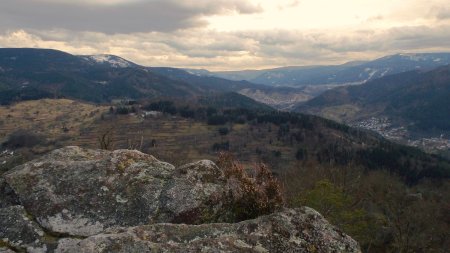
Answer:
98;127;115;150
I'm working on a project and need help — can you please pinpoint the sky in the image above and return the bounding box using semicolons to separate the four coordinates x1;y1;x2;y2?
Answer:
0;0;450;70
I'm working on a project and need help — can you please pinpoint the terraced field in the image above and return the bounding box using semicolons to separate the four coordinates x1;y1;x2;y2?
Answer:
0;99;294;168
0;99;105;140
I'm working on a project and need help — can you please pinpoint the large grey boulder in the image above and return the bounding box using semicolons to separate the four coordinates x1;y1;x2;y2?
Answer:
55;207;360;253
3;147;231;237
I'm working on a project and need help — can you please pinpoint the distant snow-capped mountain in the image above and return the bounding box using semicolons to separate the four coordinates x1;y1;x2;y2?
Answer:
196;53;450;87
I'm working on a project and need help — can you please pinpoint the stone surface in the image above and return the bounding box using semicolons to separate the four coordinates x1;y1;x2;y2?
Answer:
0;248;15;253
0;178;19;208
3;147;230;237
0;206;47;253
55;207;360;253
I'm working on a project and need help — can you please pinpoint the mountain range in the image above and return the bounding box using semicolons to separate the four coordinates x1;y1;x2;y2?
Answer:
185;53;450;109
1;48;449;140
195;53;450;87
0;48;267;106
3;48;449;112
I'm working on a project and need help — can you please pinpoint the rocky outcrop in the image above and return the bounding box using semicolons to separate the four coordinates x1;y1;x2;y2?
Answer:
1;146;361;252
4;147;230;237
54;207;359;253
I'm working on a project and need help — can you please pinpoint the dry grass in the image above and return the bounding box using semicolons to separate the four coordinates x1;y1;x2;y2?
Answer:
0;99;107;140
0;99;297;169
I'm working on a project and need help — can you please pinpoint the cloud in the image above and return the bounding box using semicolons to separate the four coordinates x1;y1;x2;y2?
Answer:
277;0;301;10
433;7;450;20
2;22;450;71
365;15;384;23
1;0;450;70
32;0;143;6
0;0;262;34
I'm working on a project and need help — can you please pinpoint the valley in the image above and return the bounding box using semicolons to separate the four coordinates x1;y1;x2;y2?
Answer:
238;82;364;110
352;117;450;157
187;53;450;111
0;48;450;253
296;66;450;156
1;48;449;179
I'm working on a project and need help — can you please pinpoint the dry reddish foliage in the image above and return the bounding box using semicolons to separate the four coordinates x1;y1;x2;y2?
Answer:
217;152;284;221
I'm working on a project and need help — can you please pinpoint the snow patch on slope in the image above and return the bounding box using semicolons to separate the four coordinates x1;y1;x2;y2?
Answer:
361;68;378;82
81;55;132;68
380;68;391;77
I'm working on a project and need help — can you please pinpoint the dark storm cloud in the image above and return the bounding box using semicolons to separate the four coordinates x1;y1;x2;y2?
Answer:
0;0;262;34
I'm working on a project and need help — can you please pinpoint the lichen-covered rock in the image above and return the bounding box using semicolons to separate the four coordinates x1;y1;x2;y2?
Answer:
0;248;15;253
0;178;19;208
158;160;230;224
55;207;361;253
0;206;47;253
3;147;230;237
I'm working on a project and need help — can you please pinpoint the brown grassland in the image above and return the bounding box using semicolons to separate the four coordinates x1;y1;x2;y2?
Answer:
0;99;293;167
